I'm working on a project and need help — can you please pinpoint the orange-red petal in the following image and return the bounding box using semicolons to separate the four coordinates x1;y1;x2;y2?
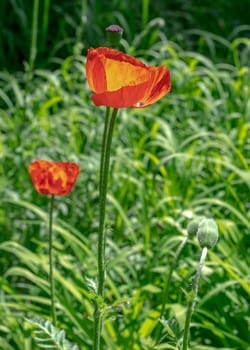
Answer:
133;67;171;108
29;160;80;196
91;80;153;108
86;47;171;108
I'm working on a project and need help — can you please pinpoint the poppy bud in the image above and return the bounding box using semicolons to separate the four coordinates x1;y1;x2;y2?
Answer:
106;24;124;48
197;219;219;249
187;217;206;237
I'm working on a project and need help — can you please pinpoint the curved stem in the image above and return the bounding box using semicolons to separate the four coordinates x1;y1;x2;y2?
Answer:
156;236;188;343
48;194;56;326
93;107;119;350
160;236;188;319
182;246;208;350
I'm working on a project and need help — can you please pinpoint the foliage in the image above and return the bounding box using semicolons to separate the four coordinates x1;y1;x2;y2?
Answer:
0;1;250;350
1;0;250;71
26;318;79;350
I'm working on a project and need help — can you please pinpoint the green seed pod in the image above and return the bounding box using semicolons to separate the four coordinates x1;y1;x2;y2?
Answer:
187;217;206;237
106;25;124;48
197;218;219;248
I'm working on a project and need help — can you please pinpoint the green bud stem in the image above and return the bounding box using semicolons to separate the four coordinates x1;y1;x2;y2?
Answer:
106;24;124;48
182;246;208;350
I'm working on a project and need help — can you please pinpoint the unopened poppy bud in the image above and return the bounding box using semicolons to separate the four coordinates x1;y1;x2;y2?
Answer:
197;219;219;248
106;24;124;48
187;217;206;237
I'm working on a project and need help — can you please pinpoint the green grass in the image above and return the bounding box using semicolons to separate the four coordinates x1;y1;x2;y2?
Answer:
0;1;250;349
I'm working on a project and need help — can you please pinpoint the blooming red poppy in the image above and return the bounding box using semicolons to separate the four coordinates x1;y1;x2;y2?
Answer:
29;160;80;196
86;47;171;108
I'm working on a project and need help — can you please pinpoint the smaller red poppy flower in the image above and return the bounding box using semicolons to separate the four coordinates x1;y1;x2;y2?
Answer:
86;47;171;108
29;160;80;196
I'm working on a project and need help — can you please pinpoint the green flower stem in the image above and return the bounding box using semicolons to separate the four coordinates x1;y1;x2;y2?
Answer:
48;194;56;326
93;107;119;350
98;107;118;295
182;246;208;350
156;236;188;343
99;107;111;193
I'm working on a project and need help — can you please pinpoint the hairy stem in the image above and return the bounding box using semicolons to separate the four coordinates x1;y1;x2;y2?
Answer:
182;246;208;350
48;194;56;326
93;107;118;350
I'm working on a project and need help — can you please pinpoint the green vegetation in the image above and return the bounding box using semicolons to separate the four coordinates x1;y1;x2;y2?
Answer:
0;1;250;349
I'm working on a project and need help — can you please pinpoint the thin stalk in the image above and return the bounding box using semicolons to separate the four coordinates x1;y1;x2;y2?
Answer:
0;0;6;67
48;194;56;326
99;107;111;193
182;246;208;350
75;0;87;50
142;0;149;29
93;107;119;350
160;236;188;319
41;0;50;53
28;0;39;82
156;236;188;343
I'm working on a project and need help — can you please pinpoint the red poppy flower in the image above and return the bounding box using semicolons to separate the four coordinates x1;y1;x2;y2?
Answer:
29;160;80;196
86;47;171;108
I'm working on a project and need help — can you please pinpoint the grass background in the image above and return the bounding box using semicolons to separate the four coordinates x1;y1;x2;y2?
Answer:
0;0;250;349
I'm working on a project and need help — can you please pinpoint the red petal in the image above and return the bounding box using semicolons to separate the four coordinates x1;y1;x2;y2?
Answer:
133;67;171;108
29;160;80;196
86;49;107;93
91;80;152;108
86;47;171;108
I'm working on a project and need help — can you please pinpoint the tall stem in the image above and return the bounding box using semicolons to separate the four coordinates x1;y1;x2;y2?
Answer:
48;194;56;326
182;247;208;350
99;107;111;194
93;107;119;350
